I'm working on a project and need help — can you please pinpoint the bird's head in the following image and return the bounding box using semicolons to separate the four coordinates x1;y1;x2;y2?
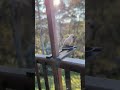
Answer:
69;34;76;42
69;34;74;37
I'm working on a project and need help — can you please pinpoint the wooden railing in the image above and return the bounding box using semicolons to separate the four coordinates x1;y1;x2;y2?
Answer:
35;55;85;90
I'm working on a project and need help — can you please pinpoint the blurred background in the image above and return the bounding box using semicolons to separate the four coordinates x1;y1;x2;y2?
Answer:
86;0;120;80
0;0;34;68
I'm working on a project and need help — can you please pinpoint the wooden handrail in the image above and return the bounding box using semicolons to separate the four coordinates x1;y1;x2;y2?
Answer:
35;55;85;73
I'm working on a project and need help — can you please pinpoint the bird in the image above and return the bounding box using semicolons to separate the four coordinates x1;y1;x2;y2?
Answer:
46;34;76;59
63;34;75;47
60;34;76;51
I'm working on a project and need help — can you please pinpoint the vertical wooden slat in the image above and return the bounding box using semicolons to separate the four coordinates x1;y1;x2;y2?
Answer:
52;62;63;90
65;70;71;90
42;64;50;90
45;0;63;90
80;72;85;90
35;62;41;90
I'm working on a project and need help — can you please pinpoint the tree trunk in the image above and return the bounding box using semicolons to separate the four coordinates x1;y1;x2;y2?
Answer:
36;0;45;54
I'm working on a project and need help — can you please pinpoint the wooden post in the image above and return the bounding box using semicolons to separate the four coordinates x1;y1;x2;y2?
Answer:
45;0;63;90
44;0;59;57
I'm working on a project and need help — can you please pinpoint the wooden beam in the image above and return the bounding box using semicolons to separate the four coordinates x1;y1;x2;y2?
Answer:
44;0;63;90
45;0;59;58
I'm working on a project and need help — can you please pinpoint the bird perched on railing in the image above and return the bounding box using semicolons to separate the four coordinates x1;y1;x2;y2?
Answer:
62;34;75;47
46;34;76;59
59;34;76;52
